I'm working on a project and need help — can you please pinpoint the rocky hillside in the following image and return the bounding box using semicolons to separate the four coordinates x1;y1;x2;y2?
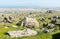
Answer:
0;8;60;39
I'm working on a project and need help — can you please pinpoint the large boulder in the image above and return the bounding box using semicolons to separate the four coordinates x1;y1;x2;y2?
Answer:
17;17;39;28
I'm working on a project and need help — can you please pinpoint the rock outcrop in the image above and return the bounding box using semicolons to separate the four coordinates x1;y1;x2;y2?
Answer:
17;17;39;28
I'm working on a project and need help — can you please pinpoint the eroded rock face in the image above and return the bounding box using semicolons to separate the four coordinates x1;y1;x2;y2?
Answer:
17;17;39;28
6;28;37;37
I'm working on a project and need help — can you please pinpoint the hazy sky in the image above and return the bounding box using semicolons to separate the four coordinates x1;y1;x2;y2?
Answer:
0;0;60;8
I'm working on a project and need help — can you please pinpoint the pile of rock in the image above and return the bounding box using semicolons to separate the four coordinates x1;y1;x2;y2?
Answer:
6;28;37;37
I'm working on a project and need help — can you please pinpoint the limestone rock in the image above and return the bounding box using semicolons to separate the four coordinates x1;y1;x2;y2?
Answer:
3;17;12;23
6;28;37;37
17;17;39;28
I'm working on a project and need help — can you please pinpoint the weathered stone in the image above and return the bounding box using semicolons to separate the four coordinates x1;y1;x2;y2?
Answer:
43;28;50;33
17;17;39;28
43;23;54;29
6;28;37;37
53;16;60;19
51;19;57;24
3;17;12;23
9;16;12;20
41;17;45;21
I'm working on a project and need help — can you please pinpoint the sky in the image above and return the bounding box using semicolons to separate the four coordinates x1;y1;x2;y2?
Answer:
0;0;60;8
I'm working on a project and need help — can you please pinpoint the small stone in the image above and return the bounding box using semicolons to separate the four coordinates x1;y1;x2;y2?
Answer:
12;25;18;28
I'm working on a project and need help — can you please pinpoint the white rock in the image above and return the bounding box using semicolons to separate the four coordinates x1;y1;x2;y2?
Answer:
7;28;37;37
12;25;18;28
20;17;39;28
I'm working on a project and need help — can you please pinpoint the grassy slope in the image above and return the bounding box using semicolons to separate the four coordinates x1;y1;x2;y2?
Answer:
0;11;60;39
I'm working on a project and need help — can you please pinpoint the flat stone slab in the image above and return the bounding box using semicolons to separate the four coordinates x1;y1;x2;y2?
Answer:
6;28;37;37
